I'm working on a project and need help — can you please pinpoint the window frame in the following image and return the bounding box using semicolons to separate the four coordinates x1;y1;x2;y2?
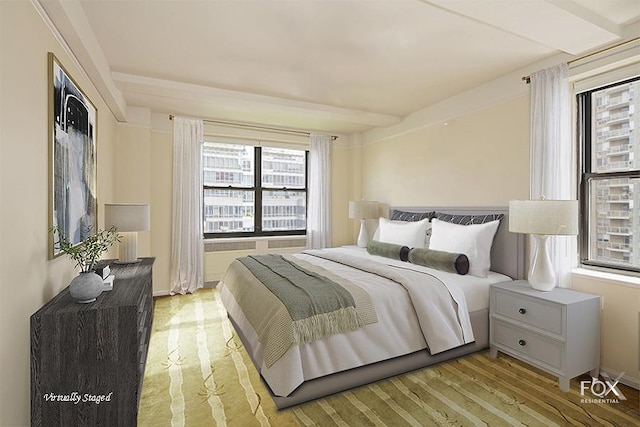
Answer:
202;144;309;239
578;75;640;274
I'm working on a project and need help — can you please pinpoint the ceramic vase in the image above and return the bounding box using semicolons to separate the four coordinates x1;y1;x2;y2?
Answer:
69;271;103;303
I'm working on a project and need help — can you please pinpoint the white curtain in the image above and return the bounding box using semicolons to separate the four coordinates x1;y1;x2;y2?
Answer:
306;133;332;249
170;116;204;294
530;63;573;288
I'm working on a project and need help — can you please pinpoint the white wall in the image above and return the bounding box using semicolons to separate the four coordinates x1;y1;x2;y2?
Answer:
0;2;118;425
361;96;531;208
149;125;173;293
113;120;154;282
572;272;640;387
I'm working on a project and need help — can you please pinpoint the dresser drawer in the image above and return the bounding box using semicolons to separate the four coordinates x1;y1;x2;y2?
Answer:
493;320;563;371
493;289;564;337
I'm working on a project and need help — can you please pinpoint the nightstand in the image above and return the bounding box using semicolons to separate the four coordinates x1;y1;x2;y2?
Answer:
489;280;600;392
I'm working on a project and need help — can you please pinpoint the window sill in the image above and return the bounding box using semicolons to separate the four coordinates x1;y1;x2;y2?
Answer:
203;234;307;243
572;267;640;289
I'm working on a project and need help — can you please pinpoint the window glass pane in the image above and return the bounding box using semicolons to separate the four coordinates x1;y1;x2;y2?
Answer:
203;142;254;187
591;79;639;173
202;142;307;236
203;189;254;233
588;177;639;269
262;190;306;231
261;147;306;189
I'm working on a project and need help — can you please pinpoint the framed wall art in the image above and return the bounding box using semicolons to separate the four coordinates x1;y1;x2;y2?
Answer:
48;52;97;259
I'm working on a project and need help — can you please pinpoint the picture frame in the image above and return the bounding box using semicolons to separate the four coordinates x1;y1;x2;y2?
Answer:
48;52;98;259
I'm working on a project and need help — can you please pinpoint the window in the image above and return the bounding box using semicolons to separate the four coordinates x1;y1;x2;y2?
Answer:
578;76;640;273
202;142;307;238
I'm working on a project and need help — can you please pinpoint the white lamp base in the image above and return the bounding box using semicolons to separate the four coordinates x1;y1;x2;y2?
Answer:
356;219;369;248
115;231;142;264
528;234;556;291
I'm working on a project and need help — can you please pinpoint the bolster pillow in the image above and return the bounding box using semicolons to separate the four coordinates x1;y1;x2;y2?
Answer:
408;247;469;275
367;240;410;262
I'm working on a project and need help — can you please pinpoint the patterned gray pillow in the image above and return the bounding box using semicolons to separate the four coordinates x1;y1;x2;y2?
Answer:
434;212;504;225
390;210;436;222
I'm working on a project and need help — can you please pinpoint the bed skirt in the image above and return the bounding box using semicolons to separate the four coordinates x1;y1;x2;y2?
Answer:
229;307;489;409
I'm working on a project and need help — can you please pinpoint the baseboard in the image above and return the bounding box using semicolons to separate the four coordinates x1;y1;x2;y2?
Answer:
153;290;171;298
601;366;640;390
152;282;217;298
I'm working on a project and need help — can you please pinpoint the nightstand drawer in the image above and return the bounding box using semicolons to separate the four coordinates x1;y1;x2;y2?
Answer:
494;289;564;337
493;320;563;370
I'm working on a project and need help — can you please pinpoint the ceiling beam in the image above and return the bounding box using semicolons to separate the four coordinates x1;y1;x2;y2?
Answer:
423;0;621;55
113;72;402;130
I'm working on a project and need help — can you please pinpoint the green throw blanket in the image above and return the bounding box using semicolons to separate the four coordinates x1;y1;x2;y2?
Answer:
238;255;358;328
224;254;377;367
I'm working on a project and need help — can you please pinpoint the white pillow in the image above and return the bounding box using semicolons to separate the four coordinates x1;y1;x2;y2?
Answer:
377;217;431;248
429;219;500;278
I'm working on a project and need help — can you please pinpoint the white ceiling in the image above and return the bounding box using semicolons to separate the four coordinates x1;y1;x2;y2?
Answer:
40;0;640;134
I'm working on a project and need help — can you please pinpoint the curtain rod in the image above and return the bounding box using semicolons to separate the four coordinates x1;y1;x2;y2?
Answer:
521;37;640;84
169;115;338;140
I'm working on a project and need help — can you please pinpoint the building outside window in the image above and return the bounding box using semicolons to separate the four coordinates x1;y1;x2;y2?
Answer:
202;142;307;237
579;76;640;273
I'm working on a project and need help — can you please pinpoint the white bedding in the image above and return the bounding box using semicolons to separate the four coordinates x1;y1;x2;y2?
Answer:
324;246;512;312
219;246;511;396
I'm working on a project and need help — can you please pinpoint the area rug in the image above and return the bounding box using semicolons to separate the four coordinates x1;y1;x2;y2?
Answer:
138;288;639;426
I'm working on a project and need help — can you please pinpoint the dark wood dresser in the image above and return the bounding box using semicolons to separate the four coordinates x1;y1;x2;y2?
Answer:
31;257;155;426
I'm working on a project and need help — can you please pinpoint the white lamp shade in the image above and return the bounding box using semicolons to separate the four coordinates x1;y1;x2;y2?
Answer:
349;201;379;219
104;204;150;232
509;200;578;236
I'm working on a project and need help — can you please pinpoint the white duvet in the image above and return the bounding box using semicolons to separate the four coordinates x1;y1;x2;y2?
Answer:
219;246;511;396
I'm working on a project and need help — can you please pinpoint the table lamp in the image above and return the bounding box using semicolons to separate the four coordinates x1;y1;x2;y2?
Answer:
104;203;150;264
349;200;379;248
509;199;578;291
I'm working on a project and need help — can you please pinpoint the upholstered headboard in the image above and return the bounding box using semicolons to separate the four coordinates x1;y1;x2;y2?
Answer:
390;206;525;280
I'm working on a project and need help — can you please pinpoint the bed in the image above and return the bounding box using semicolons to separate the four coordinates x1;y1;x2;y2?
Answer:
218;206;525;409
